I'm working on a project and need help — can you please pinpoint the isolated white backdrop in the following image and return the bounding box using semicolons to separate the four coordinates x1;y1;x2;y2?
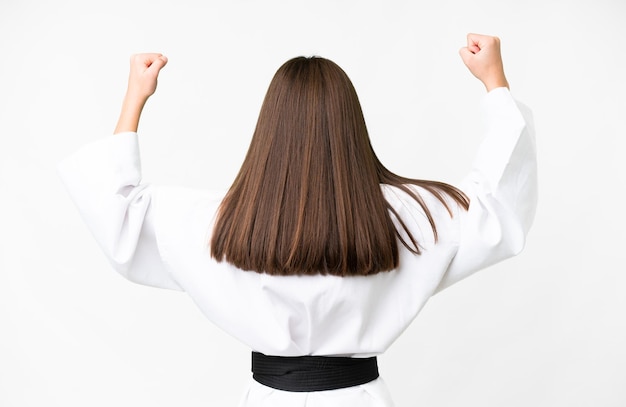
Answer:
1;0;625;406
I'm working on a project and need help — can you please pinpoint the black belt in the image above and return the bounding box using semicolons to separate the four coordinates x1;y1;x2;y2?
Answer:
251;351;379;392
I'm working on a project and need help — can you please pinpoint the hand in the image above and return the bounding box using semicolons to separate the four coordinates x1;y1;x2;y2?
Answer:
114;53;168;134
125;53;168;101
459;34;509;92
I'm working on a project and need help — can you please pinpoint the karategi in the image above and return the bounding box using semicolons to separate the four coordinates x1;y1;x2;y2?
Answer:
58;87;537;406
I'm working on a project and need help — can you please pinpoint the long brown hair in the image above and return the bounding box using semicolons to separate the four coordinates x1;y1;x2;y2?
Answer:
210;56;469;276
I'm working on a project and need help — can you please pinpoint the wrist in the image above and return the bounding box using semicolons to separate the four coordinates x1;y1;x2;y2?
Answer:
484;76;509;92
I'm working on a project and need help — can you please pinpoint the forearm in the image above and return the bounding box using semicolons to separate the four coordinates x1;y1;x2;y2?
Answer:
484;75;509;92
114;93;148;134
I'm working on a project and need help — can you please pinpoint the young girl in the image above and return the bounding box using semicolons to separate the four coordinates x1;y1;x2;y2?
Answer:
59;33;537;406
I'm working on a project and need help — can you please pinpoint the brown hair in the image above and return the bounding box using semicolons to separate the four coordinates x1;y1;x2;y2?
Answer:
210;56;469;276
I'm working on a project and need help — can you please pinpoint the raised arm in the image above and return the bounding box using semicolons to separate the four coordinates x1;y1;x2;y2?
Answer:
58;53;181;290
436;34;537;292
114;53;168;134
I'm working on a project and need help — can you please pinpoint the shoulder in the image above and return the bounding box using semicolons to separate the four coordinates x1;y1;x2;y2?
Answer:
152;186;226;250
381;184;462;246
154;186;224;214
382;184;463;220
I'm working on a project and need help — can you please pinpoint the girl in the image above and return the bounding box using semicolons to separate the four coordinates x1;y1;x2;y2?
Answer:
59;33;537;406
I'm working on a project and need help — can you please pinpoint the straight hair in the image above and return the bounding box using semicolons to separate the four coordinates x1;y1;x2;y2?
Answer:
210;56;469;276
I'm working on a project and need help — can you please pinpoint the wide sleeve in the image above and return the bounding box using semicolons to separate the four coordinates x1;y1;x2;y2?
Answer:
436;87;538;292
57;132;183;290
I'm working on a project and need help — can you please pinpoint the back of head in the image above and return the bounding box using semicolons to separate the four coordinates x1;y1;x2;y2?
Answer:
211;56;399;276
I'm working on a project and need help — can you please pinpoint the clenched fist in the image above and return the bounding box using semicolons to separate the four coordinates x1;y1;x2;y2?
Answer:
459;34;509;92
113;53;168;134
126;53;169;101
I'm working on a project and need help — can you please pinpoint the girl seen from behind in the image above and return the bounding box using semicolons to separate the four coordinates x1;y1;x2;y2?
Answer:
59;33;537;406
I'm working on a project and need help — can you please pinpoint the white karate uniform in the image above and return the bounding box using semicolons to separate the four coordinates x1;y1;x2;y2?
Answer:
58;87;537;406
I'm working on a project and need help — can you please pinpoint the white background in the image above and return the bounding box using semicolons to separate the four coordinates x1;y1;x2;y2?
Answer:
1;0;625;406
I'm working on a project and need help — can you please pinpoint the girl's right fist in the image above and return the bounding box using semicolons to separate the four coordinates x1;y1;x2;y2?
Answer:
459;34;509;91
